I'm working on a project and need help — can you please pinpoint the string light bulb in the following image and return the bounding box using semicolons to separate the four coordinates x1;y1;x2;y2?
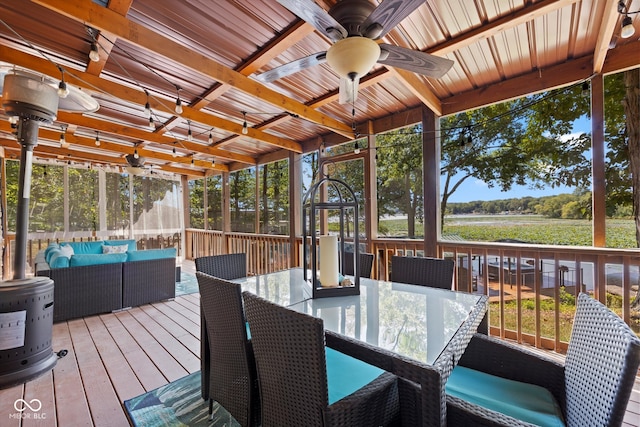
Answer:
621;15;635;38
187;120;192;141
190;157;195;168
94;131;100;146
57;70;69;98
211;158;215;167
241;111;248;135
59;126;69;148
148;116;154;129
208;131;213;144
134;148;139;159
172;143;177;158
89;42;100;62
354;141;360;154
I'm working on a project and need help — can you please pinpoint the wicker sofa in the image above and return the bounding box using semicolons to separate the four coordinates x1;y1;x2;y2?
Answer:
35;240;177;322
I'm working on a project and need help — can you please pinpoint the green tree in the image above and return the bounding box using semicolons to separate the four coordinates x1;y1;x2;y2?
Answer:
376;128;423;238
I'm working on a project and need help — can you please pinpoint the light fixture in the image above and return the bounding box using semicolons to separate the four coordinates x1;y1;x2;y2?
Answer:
241;111;248;135
354;141;360;154
89;42;100;62
172;145;177;158
175;97;183;114
581;81;590;98
59;126;69;148
190;157;195;168
618;1;637;38
144;91;151;118
187;120;192;141
326;36;381;79
94;131;100;146
208;131;213;144
57;80;69;98
211;158;215;167
148;116;155;129
134;148;139;159
621;15;635;38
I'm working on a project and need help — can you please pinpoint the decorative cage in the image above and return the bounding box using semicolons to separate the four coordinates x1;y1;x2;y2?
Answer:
302;176;360;298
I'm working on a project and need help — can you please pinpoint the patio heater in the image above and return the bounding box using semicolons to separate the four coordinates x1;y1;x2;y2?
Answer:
0;68;97;389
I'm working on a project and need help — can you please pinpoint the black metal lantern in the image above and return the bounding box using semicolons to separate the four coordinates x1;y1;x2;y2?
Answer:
303;176;360;298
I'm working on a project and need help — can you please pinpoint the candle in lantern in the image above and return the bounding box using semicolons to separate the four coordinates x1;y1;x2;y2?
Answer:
319;235;339;287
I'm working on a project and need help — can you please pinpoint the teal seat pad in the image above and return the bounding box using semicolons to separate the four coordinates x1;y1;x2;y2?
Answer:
325;347;385;405
446;366;565;427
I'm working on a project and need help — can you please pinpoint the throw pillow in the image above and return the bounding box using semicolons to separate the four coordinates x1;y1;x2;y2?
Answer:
59;244;75;258
102;244;128;254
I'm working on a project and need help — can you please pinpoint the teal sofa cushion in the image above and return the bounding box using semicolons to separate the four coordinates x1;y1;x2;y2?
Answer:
325;347;385;405
69;253;127;267
446;366;565;427
61;240;104;255
104;239;137;251
126;248;176;262
49;250;70;269
44;243;60;263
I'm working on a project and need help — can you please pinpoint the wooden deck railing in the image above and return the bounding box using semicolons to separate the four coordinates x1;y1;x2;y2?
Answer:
185;229;640;354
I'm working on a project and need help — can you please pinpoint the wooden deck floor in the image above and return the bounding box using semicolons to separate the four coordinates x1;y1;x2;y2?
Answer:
1;267;639;426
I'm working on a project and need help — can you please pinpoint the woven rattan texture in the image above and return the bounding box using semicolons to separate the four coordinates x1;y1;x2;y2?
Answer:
242;292;399;427
40;263;123;322
447;293;640;426
390;256;454;289
197;273;259;426
195;253;247;280
564;293;640;426
195;253;247;401
342;253;374;278
122;258;176;307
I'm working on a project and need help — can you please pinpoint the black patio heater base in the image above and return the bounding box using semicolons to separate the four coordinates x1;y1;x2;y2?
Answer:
0;277;56;389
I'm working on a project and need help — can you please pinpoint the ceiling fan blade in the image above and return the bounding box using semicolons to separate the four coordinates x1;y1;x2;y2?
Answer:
378;44;454;78
361;0;425;39
253;52;327;83
277;0;347;41
339;76;360;105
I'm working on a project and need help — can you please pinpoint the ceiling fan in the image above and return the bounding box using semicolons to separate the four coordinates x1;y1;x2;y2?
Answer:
255;0;454;104
124;153;160;175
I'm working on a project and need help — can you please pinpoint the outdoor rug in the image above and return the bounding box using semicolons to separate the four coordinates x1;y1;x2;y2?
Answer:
124;371;240;427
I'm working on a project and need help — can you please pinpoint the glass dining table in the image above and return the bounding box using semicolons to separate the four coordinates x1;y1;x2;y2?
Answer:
233;267;488;427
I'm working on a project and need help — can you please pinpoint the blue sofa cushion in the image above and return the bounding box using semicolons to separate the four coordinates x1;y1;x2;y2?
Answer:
126;248;176;262
104;239;137;251
49;250;70;269
61;240;104;255
69;253;127;267
44;243;60;263
446;365;565;427
325;347;386;405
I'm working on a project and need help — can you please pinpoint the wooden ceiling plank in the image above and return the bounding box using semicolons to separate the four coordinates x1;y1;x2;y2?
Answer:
33;0;355;139
592;1;621;74
0;46;291;158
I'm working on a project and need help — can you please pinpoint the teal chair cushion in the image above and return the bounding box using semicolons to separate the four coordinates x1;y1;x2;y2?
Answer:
126;247;176;262
104;239;137;251
69;253;127;267
61;240;105;255
44;243;60;263
446;366;565;427
325;347;386;405
49;251;70;269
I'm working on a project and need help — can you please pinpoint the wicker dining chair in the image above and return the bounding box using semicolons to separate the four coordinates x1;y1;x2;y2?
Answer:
446;293;640;426
195;253;247;401
196;272;259;427
242;291;400;427
390;255;454;289
342;252;375;278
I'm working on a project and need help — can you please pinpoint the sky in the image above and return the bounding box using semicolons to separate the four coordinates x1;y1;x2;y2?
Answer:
442;116;591;203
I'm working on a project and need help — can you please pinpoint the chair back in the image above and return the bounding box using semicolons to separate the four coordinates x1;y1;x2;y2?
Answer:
343;252;375;278
197;272;258;426
564;293;640;426
390;255;454;289
195;253;246;279
242;291;328;427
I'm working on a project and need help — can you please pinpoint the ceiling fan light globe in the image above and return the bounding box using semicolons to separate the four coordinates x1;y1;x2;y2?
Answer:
326;37;380;79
